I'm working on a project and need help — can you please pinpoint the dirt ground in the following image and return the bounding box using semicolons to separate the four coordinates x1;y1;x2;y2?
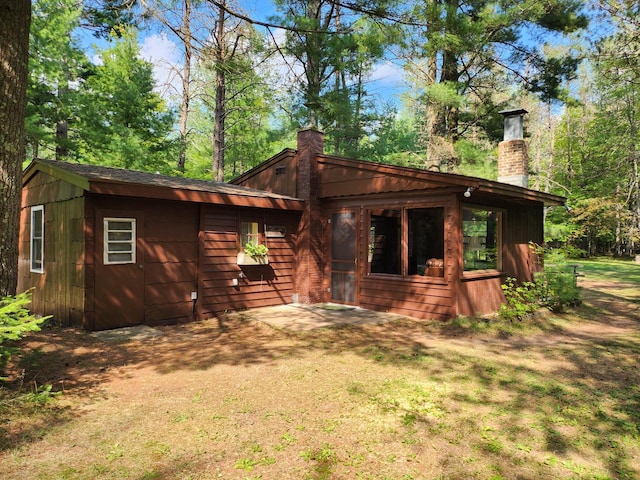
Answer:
1;278;638;479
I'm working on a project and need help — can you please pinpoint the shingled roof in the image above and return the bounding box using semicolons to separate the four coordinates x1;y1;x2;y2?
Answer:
23;159;305;210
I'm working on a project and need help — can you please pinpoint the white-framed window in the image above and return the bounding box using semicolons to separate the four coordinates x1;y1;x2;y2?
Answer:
104;218;136;265
240;221;260;249
30;205;44;273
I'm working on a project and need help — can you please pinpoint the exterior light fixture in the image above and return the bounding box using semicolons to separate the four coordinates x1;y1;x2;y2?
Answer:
464;187;474;198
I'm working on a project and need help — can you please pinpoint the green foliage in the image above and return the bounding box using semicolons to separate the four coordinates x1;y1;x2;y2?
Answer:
244;243;269;258
500;249;581;320
0;291;49;377
77;27;177;173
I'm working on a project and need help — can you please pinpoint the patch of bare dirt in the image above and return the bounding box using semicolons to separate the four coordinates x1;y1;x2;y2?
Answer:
1;279;638;479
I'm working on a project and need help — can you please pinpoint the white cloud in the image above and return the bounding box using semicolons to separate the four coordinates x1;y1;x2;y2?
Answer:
139;33;183;100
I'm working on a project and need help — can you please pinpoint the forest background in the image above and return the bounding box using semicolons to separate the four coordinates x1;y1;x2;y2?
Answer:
17;0;640;263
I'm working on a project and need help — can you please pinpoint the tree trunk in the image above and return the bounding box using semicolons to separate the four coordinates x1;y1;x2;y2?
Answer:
212;2;226;182
0;0;30;296
177;0;192;173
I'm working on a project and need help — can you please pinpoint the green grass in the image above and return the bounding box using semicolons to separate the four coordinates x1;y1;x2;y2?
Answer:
576;258;640;286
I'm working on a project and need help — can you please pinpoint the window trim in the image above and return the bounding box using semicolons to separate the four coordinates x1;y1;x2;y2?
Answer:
239;220;261;251
366;203;447;280
103;217;137;265
30;205;45;273
461;205;503;274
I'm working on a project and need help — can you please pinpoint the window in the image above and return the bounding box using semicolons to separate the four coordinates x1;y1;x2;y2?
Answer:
240;221;260;248
408;207;445;277
30;205;44;273
104;218;136;264
463;207;501;271
368;209;401;274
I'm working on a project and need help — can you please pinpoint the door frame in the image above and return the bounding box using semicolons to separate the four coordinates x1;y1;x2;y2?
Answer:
326;208;359;306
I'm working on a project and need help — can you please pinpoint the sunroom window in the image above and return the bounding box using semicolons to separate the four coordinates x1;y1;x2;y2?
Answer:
463;207;501;271
408;207;445;276
369;209;401;275
30;205;44;273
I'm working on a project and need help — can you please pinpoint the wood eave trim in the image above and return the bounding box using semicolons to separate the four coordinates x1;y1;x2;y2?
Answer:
476;181;565;205
89;181;305;210
23;160;90;191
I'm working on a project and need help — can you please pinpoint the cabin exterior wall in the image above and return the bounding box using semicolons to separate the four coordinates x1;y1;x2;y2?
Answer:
18;171;86;326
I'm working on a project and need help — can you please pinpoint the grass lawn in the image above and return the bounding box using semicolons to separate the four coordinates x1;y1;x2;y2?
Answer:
577;257;640;303
1;268;639;479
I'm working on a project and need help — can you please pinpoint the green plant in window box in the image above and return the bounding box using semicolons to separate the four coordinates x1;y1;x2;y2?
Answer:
244;243;269;258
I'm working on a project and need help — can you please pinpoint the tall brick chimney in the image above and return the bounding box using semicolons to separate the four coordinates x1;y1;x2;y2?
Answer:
295;128;324;304
498;108;529;188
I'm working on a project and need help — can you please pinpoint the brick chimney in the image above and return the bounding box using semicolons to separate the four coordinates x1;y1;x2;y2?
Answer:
295;128;324;304
498;108;529;188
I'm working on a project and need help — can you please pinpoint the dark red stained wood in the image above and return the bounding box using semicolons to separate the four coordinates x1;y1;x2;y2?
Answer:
198;204;300;318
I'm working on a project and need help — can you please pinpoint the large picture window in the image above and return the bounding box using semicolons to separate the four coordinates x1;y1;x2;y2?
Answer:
463;207;502;271
30;205;44;273
104;218;136;265
408;207;445;277
369;209;401;275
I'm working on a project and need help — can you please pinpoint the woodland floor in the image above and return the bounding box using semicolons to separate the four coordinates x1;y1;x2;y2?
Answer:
0;278;639;479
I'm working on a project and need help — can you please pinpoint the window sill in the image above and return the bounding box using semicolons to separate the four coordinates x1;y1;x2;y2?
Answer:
365;273;448;285
461;270;504;281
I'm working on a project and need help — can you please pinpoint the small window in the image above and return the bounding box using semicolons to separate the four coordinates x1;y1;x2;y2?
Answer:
104;218;136;264
463;207;502;271
240;221;260;249
275;166;287;176
30;205;44;273
368;209;401;275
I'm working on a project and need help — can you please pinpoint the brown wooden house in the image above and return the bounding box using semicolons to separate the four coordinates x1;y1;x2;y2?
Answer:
18;109;564;330
18;160;304;330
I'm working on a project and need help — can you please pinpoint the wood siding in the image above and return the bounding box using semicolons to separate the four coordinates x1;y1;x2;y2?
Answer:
85;196;199;330
198;205;300;318
323;196;457;321
18;172;85;326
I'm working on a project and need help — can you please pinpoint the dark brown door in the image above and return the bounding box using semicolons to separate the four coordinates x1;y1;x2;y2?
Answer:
94;211;145;330
330;211;357;304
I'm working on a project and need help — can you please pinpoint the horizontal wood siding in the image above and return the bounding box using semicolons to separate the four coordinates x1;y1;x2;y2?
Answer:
18;171;85;326
457;276;504;317
360;277;453;321
199;206;300;318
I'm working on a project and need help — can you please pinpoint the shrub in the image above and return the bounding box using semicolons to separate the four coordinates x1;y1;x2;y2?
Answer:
500;248;582;320
1;290;50;379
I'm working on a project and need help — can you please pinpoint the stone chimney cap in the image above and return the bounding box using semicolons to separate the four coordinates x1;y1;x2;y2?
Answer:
498;108;528;117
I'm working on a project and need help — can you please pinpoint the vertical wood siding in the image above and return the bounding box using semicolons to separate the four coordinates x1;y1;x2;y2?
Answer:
198;205;300;318
18;173;85;325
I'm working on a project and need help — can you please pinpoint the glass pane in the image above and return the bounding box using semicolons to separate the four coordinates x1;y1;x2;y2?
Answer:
108;243;132;253
108;231;132;241
32;210;43;237
463;208;500;271
108;252;133;263
108;221;133;231
240;222;259;246
369;210;401;274
408;207;445;276
331;212;356;261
